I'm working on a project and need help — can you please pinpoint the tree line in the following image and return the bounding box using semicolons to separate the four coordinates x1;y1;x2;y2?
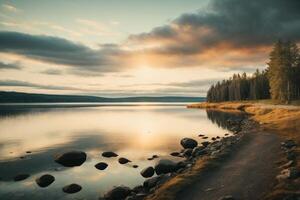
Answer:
207;41;300;103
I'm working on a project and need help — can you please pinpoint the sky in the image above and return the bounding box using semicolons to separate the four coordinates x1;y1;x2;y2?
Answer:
0;0;300;97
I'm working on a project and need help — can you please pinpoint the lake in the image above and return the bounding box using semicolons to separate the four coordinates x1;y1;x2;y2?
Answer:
0;103;238;200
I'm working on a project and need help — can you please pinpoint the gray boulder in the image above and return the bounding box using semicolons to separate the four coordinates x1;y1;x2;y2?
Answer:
36;174;55;187
140;167;155;178
154;159;177;175
104;186;131;200
55;151;86;167
180;138;198;149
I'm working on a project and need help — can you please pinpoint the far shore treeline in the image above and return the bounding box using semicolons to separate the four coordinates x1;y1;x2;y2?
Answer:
207;41;300;103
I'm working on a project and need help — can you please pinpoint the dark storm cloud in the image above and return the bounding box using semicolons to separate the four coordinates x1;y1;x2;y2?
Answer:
0;61;22;70
0;31;125;73
130;0;300;55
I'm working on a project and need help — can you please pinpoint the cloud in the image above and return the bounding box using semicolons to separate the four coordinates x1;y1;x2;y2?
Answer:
0;80;83;91
40;68;62;75
2;4;19;13
128;0;300;67
0;0;299;76
0;61;22;70
0;31;127;74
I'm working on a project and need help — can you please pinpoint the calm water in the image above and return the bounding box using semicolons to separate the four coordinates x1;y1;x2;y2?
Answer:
0;103;238;200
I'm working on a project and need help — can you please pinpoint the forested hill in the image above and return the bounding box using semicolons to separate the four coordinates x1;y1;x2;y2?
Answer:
0;91;205;103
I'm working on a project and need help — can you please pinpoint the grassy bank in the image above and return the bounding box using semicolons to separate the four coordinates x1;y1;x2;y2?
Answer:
189;101;300;199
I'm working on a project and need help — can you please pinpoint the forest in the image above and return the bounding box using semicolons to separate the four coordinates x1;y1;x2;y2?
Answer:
207;41;300;103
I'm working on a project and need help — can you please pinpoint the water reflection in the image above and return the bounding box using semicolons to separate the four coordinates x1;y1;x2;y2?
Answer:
206;109;247;130
0;104;235;200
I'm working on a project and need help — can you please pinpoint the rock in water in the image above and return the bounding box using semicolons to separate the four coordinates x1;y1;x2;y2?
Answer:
36;174;55;187
14;174;30;181
54;151;86;167
170;152;180;157
180;138;198;149
155;159;177;175
140;167;155;178
95;162;108;170
103;186;131;200
102;151;118;158
62;183;82;194
118;157;131;164
133;165;139;168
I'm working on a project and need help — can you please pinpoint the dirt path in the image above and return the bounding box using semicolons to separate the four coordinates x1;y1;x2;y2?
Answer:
176;131;281;200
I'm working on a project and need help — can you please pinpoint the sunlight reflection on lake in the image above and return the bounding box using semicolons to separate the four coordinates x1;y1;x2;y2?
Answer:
0;104;236;200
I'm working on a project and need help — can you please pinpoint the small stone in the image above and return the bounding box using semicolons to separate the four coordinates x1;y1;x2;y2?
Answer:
14;174;30;181
36;174;55;188
102;151;118;158
26;151;32;154
118;157;131;164
95;162;108;170
133;165;139;168
62;183;82;194
170;152;180;157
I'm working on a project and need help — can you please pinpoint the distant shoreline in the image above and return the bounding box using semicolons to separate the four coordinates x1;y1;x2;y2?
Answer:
0;91;205;103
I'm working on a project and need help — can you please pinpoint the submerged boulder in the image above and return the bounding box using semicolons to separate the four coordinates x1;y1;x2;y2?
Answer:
102;151;118;158
14;174;30;181
54;151;86;167
103;186;131;200
140;167;155;178
36;174;55;187
154;159;177;175
180;138;198;149
95;162;108;170
62;183;82;193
